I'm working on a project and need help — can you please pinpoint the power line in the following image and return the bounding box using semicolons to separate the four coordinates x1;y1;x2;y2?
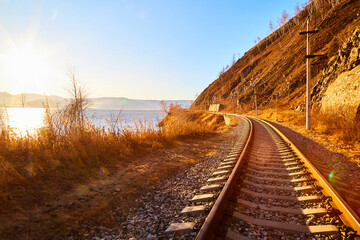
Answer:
205;1;338;112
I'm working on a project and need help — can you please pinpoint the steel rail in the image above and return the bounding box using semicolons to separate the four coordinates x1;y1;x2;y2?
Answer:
256;117;360;235
198;112;360;238
195;117;253;240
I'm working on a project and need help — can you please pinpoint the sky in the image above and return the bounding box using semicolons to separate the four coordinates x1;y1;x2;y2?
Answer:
0;0;308;100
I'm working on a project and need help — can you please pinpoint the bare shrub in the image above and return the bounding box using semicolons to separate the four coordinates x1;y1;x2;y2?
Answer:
65;67;90;132
269;20;276;33
294;3;302;15
160;100;170;114
18;93;26;108
278;10;290;29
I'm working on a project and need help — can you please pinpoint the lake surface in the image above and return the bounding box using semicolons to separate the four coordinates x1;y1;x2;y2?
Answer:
0;108;165;135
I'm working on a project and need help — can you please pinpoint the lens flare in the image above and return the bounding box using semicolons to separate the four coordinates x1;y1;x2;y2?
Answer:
329;171;334;180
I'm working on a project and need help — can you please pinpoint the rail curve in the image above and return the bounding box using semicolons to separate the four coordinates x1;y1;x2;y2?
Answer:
165;115;360;240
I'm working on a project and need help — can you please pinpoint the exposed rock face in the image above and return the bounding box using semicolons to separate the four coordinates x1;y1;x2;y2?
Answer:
321;64;360;119
209;104;221;112
312;27;360;105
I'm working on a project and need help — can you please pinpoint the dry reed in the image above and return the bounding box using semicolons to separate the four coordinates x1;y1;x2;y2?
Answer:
0;100;218;206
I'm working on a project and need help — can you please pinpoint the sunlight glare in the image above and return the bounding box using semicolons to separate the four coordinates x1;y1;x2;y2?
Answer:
1;46;53;94
2;108;45;135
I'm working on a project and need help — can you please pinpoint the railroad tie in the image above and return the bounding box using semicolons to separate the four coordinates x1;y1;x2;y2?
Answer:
220;161;236;167
240;188;320;202
165;222;195;234
248;165;303;171
232;212;338;234
180;205;206;216
212;170;231;176
245;173;312;183
237;198;327;215
222;160;237;165
190;193;214;202
217;165;234;170
207;175;228;183
243;180;313;191
200;184;222;191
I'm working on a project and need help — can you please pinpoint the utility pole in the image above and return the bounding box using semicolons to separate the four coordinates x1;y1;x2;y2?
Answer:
254;85;258;117
230;92;238;114
299;16;325;130
250;78;258;117
231;93;235;114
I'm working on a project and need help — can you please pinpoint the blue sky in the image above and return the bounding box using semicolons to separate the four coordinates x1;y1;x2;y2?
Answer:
0;0;308;100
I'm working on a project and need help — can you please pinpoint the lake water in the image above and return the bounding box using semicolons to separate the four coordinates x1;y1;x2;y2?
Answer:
0;108;165;135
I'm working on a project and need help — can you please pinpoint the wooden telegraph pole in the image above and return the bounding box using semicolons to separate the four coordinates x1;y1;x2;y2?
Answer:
232;93;235;114
299;16;325;130
250;77;258;116
254;85;258;117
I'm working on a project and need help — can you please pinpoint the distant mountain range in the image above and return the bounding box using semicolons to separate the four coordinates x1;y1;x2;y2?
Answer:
0;92;191;110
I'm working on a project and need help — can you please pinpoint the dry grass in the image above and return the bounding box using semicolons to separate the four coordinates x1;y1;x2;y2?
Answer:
249;107;360;151
253;107;360;142
255;108;306;127
0;72;229;238
0;99;230;239
312;108;360;142
0;103;222;214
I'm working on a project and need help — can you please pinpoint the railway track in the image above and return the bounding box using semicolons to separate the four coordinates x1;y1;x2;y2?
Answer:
165;116;360;240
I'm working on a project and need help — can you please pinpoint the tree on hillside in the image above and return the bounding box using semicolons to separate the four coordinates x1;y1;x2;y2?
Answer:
278;10;290;28
255;37;261;52
230;54;237;74
278;10;290;35
269;20;275;33
293;3;302;26
18;93;26;108
294;3;302;15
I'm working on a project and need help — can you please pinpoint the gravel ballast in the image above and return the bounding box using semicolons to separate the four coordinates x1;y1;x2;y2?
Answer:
77;120;248;240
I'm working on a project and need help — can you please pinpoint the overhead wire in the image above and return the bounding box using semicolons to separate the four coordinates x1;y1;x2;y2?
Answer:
253;2;336;91
208;1;338;106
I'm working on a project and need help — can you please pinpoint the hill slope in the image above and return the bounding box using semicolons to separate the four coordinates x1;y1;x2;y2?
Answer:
193;0;360;115
0;92;191;110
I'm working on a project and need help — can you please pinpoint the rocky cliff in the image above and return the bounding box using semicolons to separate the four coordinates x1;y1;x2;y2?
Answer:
192;0;360;115
320;64;360;119
312;26;360;118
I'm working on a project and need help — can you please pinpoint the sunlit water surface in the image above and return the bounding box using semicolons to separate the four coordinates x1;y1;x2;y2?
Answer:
0;108;164;135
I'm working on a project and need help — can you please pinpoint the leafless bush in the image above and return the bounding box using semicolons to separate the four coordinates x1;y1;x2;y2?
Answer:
278;10;290;30
294;3;302;15
160;100;170;114
269;20;276;33
64;67;90;131
18;93;26;108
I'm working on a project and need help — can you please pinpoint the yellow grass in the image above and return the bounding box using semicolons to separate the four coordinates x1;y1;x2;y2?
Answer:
250;107;360;143
312;108;360;142
0;103;223;210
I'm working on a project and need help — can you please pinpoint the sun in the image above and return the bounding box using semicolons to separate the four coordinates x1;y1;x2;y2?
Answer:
1;45;53;94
